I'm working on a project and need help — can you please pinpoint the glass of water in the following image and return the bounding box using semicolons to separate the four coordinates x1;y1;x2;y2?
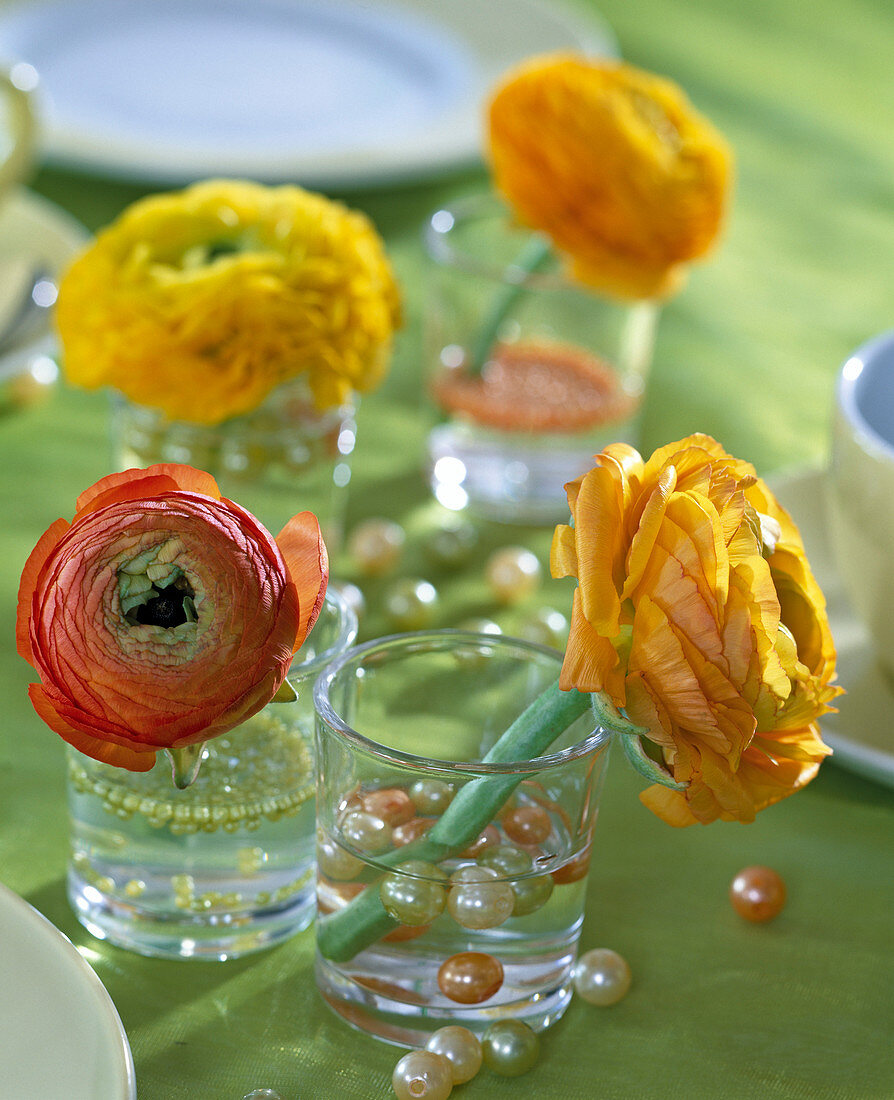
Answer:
66;584;358;960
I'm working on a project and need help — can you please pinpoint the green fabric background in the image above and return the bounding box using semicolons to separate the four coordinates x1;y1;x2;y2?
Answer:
1;0;893;1097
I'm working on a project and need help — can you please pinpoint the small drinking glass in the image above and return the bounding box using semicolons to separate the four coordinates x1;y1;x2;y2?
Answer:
424;193;659;524
313;630;610;1046
66;585;358;960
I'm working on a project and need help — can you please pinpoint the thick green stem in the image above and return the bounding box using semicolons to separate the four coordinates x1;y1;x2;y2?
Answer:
466;233;553;377
317;680;593;963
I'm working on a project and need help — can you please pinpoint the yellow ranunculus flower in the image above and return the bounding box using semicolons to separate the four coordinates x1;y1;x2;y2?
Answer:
488;54;732;301
551;434;840;826
55;180;401;425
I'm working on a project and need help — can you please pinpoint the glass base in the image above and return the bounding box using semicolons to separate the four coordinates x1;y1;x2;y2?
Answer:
68;866;314;961
428;419;636;524
314;930;578;1048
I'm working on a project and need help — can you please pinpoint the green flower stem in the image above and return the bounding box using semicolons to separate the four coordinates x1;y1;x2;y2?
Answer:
317;680;593;963
167;743;205;789
466;233;553;377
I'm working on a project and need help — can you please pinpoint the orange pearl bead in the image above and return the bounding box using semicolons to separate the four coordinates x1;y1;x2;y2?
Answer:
502;804;552;846
437;952;504;1004
361;788;415;827
730;865;787;922
392;817;434;846
460;824;500;858
551;845;591;885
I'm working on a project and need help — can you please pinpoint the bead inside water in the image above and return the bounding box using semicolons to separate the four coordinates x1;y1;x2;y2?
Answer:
380;861;448;926
409;779;454;815
425;1026;483;1085
392;1050;453;1100
361;787;415;827
437;951;504;1004
502;804;552;846
479;843;533;876
573;948;632;1006
481;1019;540;1077
317;833;364;881
510;873;554;917
447;866;515;930
393;817;435;846
730;865;787;922
339;809;393;854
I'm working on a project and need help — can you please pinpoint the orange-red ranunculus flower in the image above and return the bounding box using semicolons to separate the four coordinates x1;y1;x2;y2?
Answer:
551;434;840;826
17;465;328;771
487;54;732;301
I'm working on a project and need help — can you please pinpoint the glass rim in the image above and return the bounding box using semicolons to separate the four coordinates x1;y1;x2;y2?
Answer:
312;629;610;774
423;192;657;310
290;583;359;677
423;192;576;293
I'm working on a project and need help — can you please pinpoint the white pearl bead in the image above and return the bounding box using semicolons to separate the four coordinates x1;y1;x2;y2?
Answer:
573;948;632;1005
425;1025;483;1084
348;518;405;577
392;1050;453;1100
447;866;514;929
485;547;542;605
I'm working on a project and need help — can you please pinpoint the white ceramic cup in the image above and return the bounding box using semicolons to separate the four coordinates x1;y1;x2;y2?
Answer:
828;330;894;674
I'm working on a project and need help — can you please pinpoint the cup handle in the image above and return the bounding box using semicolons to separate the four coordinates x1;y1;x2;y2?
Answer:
0;69;36;197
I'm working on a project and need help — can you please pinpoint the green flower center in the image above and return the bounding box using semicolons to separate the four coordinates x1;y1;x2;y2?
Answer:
118;539;197;628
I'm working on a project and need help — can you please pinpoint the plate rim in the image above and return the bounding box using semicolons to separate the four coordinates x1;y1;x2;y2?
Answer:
0;879;137;1099
0;0;617;188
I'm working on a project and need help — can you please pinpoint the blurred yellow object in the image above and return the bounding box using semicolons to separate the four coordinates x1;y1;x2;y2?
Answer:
487;54;732;301
56;179;401;425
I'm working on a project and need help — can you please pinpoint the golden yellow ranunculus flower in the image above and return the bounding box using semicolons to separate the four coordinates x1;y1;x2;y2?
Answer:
55;179;401;425
551;434;840;826
487;54;732;301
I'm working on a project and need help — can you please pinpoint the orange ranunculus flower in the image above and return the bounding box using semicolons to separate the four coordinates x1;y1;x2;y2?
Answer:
551;434;840;826
17;465;328;771
487;54;732;301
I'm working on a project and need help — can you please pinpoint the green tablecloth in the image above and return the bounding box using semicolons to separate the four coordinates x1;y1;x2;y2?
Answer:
2;1;893;1097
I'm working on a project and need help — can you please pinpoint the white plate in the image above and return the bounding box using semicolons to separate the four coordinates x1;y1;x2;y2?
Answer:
0;0;616;189
771;468;894;789
0;187;88;384
0;881;136;1099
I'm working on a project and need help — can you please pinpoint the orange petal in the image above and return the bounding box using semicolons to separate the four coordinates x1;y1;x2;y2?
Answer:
559;589;625;700
276;511;329;650
16;517;69;665
638;785;700;827
75;464;221;518
550;523;578;579
28;684;156;771
573;462;625;635
622;464;676;600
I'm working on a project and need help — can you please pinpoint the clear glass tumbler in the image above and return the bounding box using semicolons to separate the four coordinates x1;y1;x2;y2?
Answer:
424;193;659;524
111;374;357;551
66;585;358;960
313;631;610;1046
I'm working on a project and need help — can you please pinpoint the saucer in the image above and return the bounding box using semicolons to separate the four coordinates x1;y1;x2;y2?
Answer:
0;880;136;1099
770;468;894;789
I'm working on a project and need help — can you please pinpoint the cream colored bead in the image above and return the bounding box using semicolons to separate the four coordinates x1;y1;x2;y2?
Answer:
485;546;542;604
